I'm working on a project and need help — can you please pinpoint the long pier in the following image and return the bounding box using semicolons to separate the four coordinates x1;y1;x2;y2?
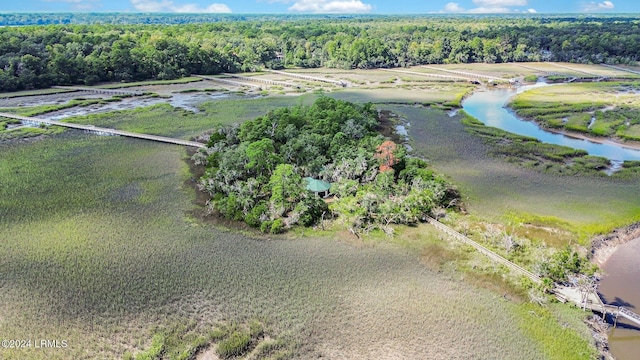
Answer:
427;216;640;328
426;216;542;284
264;69;347;87
600;63;640;76
0;112;206;148
52;86;146;96
196;75;262;89
544;62;604;80
222;73;301;89
421;66;515;83
510;63;559;76
379;68;468;82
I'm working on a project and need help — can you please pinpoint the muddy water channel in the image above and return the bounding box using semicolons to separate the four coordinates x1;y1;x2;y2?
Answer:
599;238;640;360
44;92;227;120
462;83;640;162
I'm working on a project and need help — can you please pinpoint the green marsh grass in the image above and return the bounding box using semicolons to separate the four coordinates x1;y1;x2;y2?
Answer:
389;104;640;241
0;93;599;359
1;98;121;117
511;82;640;141
96;77;203;89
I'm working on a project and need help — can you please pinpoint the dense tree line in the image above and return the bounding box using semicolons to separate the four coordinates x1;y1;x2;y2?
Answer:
193;97;457;233
1;15;639;92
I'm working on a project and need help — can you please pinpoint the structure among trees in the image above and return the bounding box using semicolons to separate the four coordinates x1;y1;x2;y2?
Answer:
304;177;331;198
194;97;459;234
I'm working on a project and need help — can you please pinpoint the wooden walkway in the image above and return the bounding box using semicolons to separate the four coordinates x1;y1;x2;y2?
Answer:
222;73;301;89
510;63;559;77
427;216;640;328
600;63;640;76
0;112;206;148
264;69;347;87
544;63;605;81
379;68;468;82
196;75;262;89
421;66;516;83
426;216;542;284
52;86;146;96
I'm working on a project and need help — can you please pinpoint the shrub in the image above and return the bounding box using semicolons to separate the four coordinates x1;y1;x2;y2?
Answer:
260;220;272;233
216;330;252;359
245;201;268;228
270;219;285;234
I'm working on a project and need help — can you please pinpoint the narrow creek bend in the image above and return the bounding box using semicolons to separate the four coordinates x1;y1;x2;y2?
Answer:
462;83;640;162
599;238;640;360
463;83;640;358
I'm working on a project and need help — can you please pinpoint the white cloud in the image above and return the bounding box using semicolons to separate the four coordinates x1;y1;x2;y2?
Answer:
172;3;231;12
443;2;465;12
468;7;512;13
130;0;231;12
43;0;101;10
287;0;373;13
441;0;530;13
131;0;173;12
583;1;615;12
526;8;537;13
473;0;527;6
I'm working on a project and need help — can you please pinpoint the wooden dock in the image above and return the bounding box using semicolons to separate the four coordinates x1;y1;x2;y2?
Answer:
222;73;301;89
510;63;559;76
426;216;542;284
427;216;640;328
0;112;206;148
264;69;347;87
544;62;605;81
52;86;146;96
379;68;468;82
421;66;516;83
196;75;262;89
600;63;640;76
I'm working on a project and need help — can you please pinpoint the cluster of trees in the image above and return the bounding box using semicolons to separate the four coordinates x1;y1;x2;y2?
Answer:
194;97;458;233
2;15;639;92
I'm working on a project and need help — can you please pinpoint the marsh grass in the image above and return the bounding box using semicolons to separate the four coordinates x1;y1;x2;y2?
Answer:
96;77;203;89
0;90;602;359
511;82;640;142
0;88;74;98
390;104;640;242
0;97;122;117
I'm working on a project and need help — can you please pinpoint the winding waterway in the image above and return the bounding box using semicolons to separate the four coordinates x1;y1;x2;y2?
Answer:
599;238;640;360
463;84;640;358
462;83;640;162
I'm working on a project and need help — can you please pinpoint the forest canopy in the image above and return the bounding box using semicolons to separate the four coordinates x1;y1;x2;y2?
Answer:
1;14;640;91
193;97;459;234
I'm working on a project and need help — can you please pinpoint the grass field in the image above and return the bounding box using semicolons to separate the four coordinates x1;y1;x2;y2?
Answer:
0;89;602;359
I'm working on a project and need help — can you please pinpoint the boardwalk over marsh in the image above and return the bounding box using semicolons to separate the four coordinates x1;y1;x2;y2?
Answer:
427;216;640;328
0;112;206;148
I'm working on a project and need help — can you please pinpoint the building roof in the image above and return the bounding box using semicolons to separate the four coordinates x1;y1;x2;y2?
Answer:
304;177;331;193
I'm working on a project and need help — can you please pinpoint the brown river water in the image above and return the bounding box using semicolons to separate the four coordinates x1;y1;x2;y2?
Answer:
599;237;640;359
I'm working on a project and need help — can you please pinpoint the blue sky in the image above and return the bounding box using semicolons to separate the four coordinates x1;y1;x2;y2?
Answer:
1;0;636;14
